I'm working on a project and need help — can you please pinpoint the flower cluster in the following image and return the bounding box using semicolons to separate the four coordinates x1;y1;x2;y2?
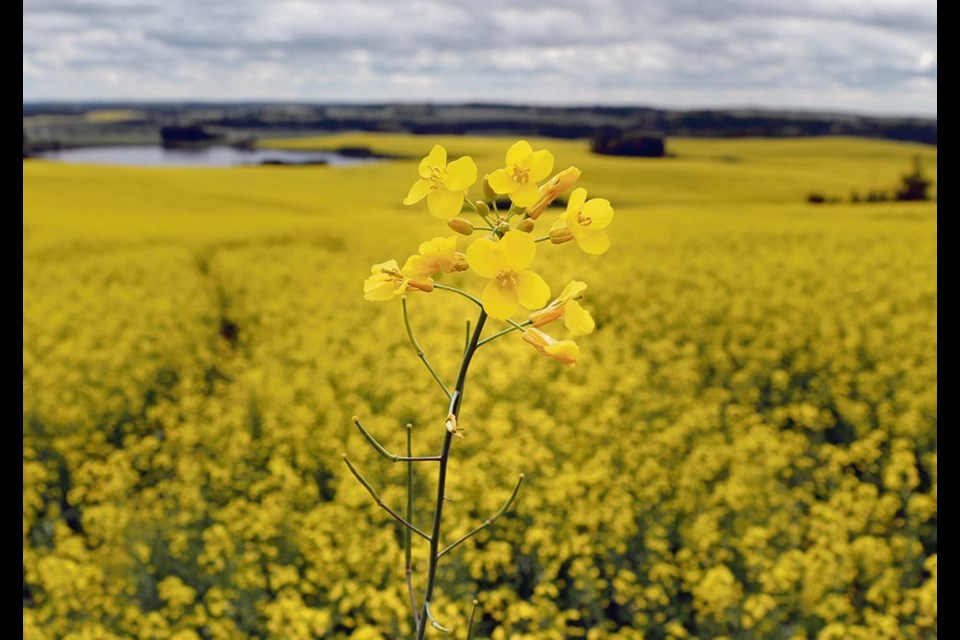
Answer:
364;140;614;365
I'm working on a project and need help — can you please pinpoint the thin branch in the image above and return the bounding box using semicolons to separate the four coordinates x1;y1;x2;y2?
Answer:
352;416;441;462
438;473;525;558
433;283;484;308
477;320;532;347
405;424;419;627
403;297;452;399
464;319;471;354
466;599;480;640
534;235;551;243
341;454;432;542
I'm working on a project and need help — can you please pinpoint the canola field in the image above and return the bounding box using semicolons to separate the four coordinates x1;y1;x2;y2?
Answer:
23;135;937;639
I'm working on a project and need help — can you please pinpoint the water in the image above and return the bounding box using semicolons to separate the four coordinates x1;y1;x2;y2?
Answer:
32;145;383;168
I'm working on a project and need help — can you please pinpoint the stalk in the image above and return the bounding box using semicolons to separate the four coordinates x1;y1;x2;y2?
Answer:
415;310;488;639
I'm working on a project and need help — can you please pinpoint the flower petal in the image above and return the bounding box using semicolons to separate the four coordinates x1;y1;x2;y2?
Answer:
545;340;580;366
500;230;537;271
581;198;614;229
371;259;401;274
516;270;551;310
576;230;611;255
564;188;587;216
418;235;457;256
510;182;540;208
401;254;423;277
557;280;588;304
482;279;519;320
403;179;433;205
443;156;477;191
528;149;555;182
487;168;518;194
505;140;533;168
419;145;447;178
427;188;464;219
564;299;595;336
465;237;503;278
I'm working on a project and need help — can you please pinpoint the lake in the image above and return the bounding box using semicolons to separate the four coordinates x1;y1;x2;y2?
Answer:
32;145;384;168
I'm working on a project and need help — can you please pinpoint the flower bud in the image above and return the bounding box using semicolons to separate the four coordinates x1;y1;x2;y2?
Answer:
482;175;497;201
406;278;435;293
496;221;511;237
516;218;535;233
475;201;490;218
549;224;574;245
447;217;474;236
526;166;581;219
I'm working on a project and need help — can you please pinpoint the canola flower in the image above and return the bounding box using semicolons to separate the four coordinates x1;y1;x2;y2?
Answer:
550;187;615;255
356;140;602;637
487;140;556;208
404;145;478;219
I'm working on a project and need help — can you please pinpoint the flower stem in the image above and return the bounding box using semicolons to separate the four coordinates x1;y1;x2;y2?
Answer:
403;297;452;399
405;424;419;626
438;473;524;558
341;455;432;541
433;283;483;308
476;320;532;348
415;310;488;639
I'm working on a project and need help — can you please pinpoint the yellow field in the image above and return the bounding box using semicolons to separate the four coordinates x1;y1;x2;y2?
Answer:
23;135;937;639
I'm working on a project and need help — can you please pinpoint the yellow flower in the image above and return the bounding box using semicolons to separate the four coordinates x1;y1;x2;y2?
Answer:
465;230;550;320
549;187;614;255
403;145;477;219
521;327;580;366
487;140;555;208
525;166;581;219
402;236;468;279
528;280;595;336
363;260;433;302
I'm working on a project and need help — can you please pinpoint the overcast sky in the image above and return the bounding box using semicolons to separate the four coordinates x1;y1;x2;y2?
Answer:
23;0;937;116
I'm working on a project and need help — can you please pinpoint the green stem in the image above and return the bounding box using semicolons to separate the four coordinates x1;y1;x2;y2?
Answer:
415;310;488;639
534;235;551;243
433;283;483;308
476;320;532;348
341;455;432;542
466;599;480;640
352;416;441;462
403;297;452;399
405;424;419;627
438;473;524;558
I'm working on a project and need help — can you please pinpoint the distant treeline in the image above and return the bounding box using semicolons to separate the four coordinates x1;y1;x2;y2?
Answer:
23;102;937;146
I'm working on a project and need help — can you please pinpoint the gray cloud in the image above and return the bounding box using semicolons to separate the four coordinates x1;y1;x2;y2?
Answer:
23;0;937;115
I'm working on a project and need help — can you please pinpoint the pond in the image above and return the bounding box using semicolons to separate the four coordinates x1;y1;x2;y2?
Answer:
31;145;384;168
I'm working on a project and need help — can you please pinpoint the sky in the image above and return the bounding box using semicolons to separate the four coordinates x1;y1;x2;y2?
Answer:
23;0;937;117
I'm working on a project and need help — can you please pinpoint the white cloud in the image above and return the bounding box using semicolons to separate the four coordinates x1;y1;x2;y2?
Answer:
22;0;937;116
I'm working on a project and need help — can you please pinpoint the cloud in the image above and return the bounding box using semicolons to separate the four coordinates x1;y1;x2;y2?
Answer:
23;0;937;116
